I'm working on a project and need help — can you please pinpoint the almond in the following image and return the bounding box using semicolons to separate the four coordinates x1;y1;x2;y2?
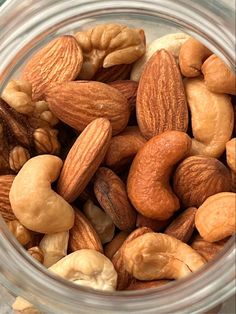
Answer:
136;49;188;139
126;279;170;290
109;80;138;110
92;64;132;83
68;208;103;253
104;231;130;259
173;156;231;208
136;213;170;232
94;167;137;231
0;175;16;222
22;36;83;100
46;81;130;135
164;207;197;243
57;118;112;203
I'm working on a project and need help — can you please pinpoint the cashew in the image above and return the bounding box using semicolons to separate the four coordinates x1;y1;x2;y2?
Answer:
127;131;191;220
39;231;69;267
7;220;33;246
1;80;34;114
49;249;117;291
195;192;236;242
185;78;234;158
226;138;236;173
202;54;236;95
83;200;115;244
131;33;190;81
12;297;41;314
179;38;212;77
123;233;206;280
9;155;74;234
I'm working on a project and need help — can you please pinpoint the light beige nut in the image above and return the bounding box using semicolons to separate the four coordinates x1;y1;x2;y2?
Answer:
33;128;60;155
30;101;59;128
131;33;190;81
49;249;117;291
185;78;234;158
202;54;236;95
39;231;69;267
104;231;130;259
75;23;146;79
123;232;206;280
12;297;41;314
195;192;236;242
226;138;236;173
179;38;212;77
27;246;44;263
9;146;30;172
83;200;115;244
9;155;74;234
1;80;34;114
7;220;33;246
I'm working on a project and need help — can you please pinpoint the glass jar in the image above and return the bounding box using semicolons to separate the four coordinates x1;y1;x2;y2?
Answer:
0;0;235;313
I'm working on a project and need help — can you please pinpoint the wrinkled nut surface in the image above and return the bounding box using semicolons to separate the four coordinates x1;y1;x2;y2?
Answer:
9;155;74;234
1;80;34;114
127;131;191;220
202;54;236;95
0;175;16;222
28;246;44;263
33;128;60;155
9;146;30;172
126;279;170;291
7;220;32;246
131;33;190;81
123;233;206;280
49;249;117;291
39;231;69;267
173;156;232;208
195;192;236;242
226;138;236;173
179;38;212;77
83;200;115;244
108;80;138;110
185;78;234;158
104;231;130;259
75;23;146;79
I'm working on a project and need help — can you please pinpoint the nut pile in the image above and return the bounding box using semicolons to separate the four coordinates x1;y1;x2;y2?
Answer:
0;23;235;312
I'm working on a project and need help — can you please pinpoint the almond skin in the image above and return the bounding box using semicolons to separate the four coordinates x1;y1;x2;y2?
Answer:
22;36;83;101
136;49;188;139
104;231;130;259
68;208;103;253
0;175;16;222
173;156;232;208
109;80;138;110
136;214;170;232
46;81;130;135
92;64;132;83
94;167;137;231
57;118;112;203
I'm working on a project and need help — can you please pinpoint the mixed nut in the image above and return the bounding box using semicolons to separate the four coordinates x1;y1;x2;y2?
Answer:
0;23;235;313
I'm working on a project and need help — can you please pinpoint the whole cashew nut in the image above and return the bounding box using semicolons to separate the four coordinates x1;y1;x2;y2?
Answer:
49;249;117;291
9;155;74;234
123;232;206;280
185;78;234;158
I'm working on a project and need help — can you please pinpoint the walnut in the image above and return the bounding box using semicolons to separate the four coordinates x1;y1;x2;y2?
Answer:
9;146;30;172
33;128;60;155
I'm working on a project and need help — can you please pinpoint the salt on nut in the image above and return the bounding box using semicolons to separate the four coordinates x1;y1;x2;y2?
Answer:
195;192;236;242
9;155;75;234
49;249;117;291
123;232;206;280
179;38;212;77
7;220;32;246
185;77;234;158
226;138;236;173
127;131;192;220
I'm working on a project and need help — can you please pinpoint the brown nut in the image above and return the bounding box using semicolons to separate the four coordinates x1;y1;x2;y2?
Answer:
0;175;16;222
94;167;137;231
9;146;30;172
164;207;197;243
126;279;170;291
104;231;130;260
123;232;206;280
104;126;146;171
127;131;191;220
195;192;236;242
27;246;44;263
92;64;132;83
173;156;232;207
226;138;236;173
136;214;171;232
179;38;212;77
202;54;236;95
7;220;32;246
33;128;60;155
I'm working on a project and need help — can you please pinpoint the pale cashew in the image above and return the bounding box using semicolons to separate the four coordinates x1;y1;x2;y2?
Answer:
179;38;212;77
195;192;236;242
12;297;41;314
226;138;236;173
1;80;34;114
131;33;190;81
83;200;115;244
185;78;234;158
39;231;69;267
49;249;117;291
7;220;32;246
123;233;206;280
9;155;74;234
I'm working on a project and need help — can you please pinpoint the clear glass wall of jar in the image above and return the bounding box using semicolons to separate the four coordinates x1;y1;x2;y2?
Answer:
0;1;235;313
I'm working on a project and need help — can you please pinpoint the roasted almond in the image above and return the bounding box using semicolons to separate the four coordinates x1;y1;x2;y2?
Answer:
57;118;112;203
46;81;131;135
109;80;138;110
164;207;197;243
104;231;130;259
92;64;132;83
0;175;16;222
68;208;103;253
136;213;170;232
22;36;83;101
126;279;170;290
94;167;137;231
136;49;188;139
